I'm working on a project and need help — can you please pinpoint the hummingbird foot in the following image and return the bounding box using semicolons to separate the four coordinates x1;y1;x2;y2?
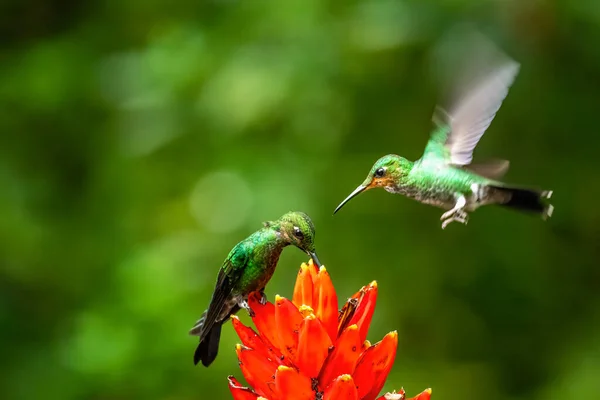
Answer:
440;195;468;229
238;299;256;318
441;211;469;229
440;195;467;220
258;290;268;305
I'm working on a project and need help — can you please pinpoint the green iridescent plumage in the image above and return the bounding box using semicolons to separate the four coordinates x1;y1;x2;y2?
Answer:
190;211;321;367
334;41;553;228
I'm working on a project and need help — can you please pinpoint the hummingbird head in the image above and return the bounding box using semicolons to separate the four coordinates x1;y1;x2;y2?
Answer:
276;211;322;267
334;154;410;214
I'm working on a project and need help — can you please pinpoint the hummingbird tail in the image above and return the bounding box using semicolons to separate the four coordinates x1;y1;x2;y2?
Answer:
491;185;554;220
193;323;222;367
189;311;207;337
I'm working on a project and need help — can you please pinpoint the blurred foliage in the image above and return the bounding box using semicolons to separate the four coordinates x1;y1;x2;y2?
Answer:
1;0;600;399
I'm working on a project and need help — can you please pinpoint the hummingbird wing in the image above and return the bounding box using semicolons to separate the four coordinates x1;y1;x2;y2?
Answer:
190;245;249;341
439;60;520;166
455;159;510;179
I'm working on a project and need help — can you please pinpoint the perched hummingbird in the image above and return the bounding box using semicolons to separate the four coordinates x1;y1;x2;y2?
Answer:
334;56;553;229
190;211;322;367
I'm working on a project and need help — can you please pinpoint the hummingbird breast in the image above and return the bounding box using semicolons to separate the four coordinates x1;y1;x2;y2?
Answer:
237;231;285;294
385;183;456;209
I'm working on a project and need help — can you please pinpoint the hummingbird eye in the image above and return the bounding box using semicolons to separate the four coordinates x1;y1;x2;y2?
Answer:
293;226;304;240
374;167;386;178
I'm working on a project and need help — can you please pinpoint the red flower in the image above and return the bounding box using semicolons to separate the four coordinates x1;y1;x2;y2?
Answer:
227;260;432;400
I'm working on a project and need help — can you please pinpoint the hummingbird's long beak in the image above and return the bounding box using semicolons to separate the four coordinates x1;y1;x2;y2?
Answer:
308;251;322;268
333;184;367;214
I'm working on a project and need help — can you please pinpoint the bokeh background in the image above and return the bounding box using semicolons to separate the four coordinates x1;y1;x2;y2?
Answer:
2;0;600;399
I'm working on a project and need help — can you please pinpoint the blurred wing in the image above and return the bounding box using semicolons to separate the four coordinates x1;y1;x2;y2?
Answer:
443;61;520;165
457;159;510;180
190;245;248;340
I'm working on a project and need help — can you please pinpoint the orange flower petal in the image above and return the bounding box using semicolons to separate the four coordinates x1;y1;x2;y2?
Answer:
318;324;364;390
274;365;314;400
296;313;332;378
407;388;432;400
353;331;398;400
292;263;314;308
236;345;278;399
231;316;285;367
231;316;261;349
228;376;260;400
323;374;359;400
348;281;378;343
249;292;280;352
375;388;405;400
313;267;339;342
306;259;319;281
275;295;303;363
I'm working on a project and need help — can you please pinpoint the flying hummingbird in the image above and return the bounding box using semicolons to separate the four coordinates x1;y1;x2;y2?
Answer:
334;50;553;228
190;211;322;367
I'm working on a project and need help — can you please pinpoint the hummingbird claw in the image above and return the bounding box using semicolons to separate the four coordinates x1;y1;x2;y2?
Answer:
441;209;469;229
440;195;467;228
441;218;452;229
258;291;268;305
239;299;256;318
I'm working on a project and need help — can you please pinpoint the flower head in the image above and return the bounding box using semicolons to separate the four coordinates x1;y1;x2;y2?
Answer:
228;260;431;400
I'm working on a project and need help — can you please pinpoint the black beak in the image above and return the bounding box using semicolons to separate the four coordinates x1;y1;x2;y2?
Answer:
333;185;367;214
308;251;322;268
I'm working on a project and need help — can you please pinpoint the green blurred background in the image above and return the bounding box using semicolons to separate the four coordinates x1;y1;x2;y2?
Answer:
1;0;599;399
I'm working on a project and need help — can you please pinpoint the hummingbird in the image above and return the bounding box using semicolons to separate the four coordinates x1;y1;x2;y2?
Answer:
334;55;553;229
189;211;322;367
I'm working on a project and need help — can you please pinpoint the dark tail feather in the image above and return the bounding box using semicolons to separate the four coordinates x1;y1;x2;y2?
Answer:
194;323;222;367
490;185;554;219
